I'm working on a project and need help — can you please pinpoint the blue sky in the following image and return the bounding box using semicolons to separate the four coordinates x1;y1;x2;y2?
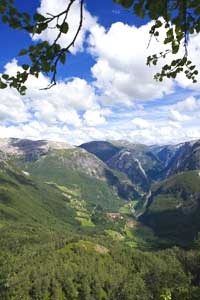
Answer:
0;0;200;145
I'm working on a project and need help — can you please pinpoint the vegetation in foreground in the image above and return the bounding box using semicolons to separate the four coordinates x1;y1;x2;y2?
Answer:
0;145;200;299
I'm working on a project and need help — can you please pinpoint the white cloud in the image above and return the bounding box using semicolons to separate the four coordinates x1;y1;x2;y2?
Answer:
88;21;174;105
169;109;191;122
1;12;200;146
33;0;97;54
131;118;150;129
56;109;82;127
0;88;29;122
0;60;30;123
83;109;106;126
0;59;98;128
1;58;200;146
172;96;200;112
0;121;71;142
26;76;98;126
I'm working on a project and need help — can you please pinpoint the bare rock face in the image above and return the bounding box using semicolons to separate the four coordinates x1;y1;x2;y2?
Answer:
0;138;74;160
107;149;150;192
52;147;107;180
152;139;200;178
80;141;164;192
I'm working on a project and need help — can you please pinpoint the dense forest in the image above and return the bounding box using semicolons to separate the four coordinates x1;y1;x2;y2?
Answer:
1;227;200;299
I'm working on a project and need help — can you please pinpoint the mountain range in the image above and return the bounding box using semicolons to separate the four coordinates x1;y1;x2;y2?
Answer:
1;137;200;299
0;137;199;247
80;139;200;244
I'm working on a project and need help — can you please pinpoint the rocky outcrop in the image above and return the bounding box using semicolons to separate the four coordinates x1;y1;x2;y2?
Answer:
0;138;74;161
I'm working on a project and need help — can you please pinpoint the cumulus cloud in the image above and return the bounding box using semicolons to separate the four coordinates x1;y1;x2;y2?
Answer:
131;118;150;129
169;109;191;122
1;60;99;126
167;96;200;125
88;21;174;105
0;59;101;128
1;58;200;145
1;9;200;145
0;60;30;123
172;96;200;112
0;88;29;122
0;59;111;144
83;109;106;126
0;121;71;142
33;0;97;54
26;76;99;126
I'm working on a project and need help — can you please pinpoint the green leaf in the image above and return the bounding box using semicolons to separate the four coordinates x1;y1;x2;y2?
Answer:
9;17;21;28
134;3;145;17
22;13;31;23
163;64;170;71
41;62;51;72
167;28;173;38
30;65;39;75
181;57;187;65
2;74;9;80
22;64;29;71
113;0;133;9
60;53;66;64
37;23;48;32
26;25;34;33
0;80;7;89
189;65;195;71
60;22;69;34
171;72;176;78
172;43;179;54
164;37;172;44
34;13;46;22
186;60;192;66
0;6;6;13
9;7;18;15
2;15;8;23
20;85;27;95
155;20;162;28
19;49;28;56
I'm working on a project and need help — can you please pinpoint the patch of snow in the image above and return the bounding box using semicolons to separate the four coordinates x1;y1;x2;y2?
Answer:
176;203;182;209
47;141;74;150
119;151;131;160
22;170;30;176
134;158;147;178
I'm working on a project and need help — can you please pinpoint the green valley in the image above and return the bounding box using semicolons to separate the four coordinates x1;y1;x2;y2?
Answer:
0;138;200;299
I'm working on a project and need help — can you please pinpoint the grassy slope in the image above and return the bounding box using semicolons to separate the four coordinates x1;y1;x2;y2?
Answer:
19;149;123;212
140;170;200;246
0;149;158;255
0;151;127;250
0;161;80;230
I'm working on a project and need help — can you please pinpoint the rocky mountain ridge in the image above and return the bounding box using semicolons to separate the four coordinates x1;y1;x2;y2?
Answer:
0;138;139;201
0;137;200;246
1;137;199;191
1;137;199;200
80;139;200;190
0;138;74;160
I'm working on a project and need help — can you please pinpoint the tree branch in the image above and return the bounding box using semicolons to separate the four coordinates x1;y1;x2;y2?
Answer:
43;0;84;89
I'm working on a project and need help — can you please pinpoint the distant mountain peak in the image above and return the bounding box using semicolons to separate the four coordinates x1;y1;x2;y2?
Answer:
0;138;74;157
